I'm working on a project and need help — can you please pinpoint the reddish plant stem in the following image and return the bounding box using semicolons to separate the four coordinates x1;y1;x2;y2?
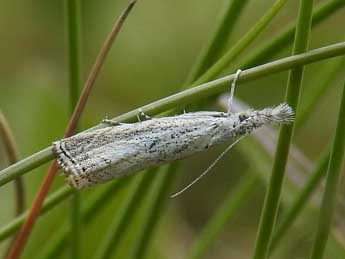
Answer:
7;162;58;259
0;112;24;216
7;1;138;258
0;112;25;258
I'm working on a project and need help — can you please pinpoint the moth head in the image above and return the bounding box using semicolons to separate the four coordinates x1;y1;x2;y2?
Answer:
237;103;294;127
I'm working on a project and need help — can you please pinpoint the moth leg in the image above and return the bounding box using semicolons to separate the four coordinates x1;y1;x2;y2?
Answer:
137;108;151;122
101;117;124;126
227;69;242;114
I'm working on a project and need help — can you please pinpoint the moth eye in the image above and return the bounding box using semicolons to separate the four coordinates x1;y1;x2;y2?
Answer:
239;113;249;122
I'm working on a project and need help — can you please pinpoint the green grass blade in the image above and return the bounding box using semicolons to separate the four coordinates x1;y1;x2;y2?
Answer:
184;0;249;84
309;81;345;259
65;0;83;257
267;56;345;253
193;0;288;86
188;173;259;259
238;0;345;69
296;57;345;126
66;0;82;112
252;1;314;258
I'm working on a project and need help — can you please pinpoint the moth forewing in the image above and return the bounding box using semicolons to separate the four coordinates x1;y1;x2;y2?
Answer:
53;104;294;189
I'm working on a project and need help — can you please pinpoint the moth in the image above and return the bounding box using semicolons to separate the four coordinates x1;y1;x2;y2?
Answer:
53;70;294;191
52;104;294;189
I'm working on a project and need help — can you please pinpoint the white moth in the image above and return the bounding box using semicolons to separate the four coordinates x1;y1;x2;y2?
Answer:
53;104;294;189
52;70;294;190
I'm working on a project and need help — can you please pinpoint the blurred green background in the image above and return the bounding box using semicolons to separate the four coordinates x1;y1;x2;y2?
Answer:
0;0;345;258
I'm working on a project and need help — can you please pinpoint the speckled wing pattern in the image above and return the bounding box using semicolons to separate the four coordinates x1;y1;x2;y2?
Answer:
53;104;294;189
53;112;231;188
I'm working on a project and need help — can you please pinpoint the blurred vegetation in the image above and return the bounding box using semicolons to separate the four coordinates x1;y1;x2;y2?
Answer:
1;0;345;258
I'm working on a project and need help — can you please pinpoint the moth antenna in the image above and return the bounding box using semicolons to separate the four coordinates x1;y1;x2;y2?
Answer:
170;135;246;198
228;69;242;114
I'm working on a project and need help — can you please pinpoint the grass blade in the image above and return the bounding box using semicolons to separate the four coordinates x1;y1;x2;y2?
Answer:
238;0;345;69
309;80;345;259
252;1;314;258
193;0;288;86
296;57;345;126
65;0;83;257
185;0;249;83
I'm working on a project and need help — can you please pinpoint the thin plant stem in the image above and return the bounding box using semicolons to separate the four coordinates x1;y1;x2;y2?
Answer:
7;162;57;259
252;1;314;258
296;57;345;127
0;147;54;187
7;2;138;258
1;43;345;188
65;0;83;257
309;80;345;259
